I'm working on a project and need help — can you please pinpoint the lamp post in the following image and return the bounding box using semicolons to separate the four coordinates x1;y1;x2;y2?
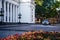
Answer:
18;0;21;23
18;13;21;23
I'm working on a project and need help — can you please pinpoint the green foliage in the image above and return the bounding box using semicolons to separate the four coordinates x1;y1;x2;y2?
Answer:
35;0;43;6
35;0;60;18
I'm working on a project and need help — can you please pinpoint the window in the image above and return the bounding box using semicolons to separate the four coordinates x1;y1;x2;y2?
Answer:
15;5;16;22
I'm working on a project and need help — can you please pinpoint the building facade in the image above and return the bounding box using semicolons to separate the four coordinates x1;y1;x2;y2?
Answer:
20;0;35;23
0;0;35;24
0;0;19;23
5;0;19;23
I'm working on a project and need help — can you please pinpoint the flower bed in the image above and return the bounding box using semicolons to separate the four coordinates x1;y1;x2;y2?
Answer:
0;30;60;40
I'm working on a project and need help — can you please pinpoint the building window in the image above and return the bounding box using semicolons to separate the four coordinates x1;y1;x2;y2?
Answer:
32;15;33;21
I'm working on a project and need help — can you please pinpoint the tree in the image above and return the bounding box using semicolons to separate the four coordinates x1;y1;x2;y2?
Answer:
35;0;60;18
35;0;44;18
35;0;43;6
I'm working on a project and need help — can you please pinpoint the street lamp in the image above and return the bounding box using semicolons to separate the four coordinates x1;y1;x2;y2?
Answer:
18;0;21;23
18;13;21;23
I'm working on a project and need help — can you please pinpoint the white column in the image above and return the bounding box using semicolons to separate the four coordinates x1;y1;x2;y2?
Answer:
16;6;18;22
15;5;16;23
13;5;15;23
0;4;1;21
17;6;19;22
14;5;16;22
0;0;2;9
4;1;6;22
12;5;13;22
10;4;12;22
7;3;9;22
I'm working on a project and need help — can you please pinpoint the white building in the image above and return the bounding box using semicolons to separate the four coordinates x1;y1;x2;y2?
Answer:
0;0;19;23
0;0;35;24
4;0;20;23
20;0;35;23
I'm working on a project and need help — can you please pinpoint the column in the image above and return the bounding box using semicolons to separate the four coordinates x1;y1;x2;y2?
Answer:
12;4;13;22
14;5;16;22
16;6;18;22
7;3;9;22
0;0;2;22
15;5;16;22
4;1;6;22
17;6;19;22
0;0;2;8
10;4;12;22
13;5;15;23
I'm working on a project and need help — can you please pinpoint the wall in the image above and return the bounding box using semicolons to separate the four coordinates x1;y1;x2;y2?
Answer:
20;0;35;23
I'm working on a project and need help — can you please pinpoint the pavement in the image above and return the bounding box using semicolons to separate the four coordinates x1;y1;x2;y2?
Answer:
0;24;60;38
